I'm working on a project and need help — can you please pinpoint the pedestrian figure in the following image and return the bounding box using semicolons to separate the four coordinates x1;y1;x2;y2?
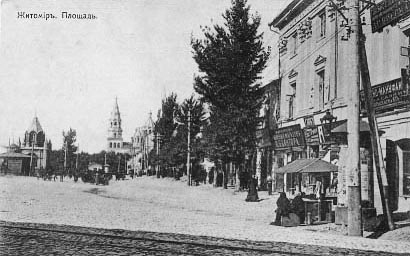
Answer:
267;175;273;195
291;192;305;224
245;175;259;202
272;192;291;225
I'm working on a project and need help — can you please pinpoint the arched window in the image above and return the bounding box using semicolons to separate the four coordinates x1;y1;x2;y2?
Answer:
109;142;112;148
114;133;116;138
117;143;120;148
114;143;116;148
29;131;36;146
114;122;117;126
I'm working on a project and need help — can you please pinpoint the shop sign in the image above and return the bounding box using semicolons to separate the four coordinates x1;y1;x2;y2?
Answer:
303;126;320;145
273;124;305;149
371;0;410;33
360;77;410;114
303;115;315;127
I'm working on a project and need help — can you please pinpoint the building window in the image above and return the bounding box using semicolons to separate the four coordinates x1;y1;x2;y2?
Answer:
114;133;116;138
403;151;410;196
291;32;297;55
114;122;117;126
289;82;296;119
117;143;121;148
318;70;325;110
113;143;116;148
110;142;112;148
319;11;326;38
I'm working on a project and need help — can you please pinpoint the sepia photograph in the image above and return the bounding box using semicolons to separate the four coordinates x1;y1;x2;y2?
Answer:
0;0;409;255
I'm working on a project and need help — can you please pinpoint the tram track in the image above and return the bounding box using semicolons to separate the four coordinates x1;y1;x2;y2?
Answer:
0;222;406;255
0;224;308;255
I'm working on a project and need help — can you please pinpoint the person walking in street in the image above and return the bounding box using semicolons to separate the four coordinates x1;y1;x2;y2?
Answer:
246;175;259;202
267;175;273;195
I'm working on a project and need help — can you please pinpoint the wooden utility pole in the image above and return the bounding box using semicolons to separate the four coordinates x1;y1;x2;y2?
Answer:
124;155;127;175
346;0;362;236
29;142;34;176
156;133;161;178
117;154;121;173
75;144;79;170
358;23;395;231
187;109;191;186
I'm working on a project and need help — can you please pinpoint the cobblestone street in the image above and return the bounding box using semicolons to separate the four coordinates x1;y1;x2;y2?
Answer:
1;221;408;256
2;176;410;254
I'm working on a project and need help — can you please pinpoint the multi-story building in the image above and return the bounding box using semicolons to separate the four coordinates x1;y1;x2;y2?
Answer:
269;0;410;215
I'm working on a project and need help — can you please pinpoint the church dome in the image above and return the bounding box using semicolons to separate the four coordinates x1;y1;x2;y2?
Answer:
28;116;43;133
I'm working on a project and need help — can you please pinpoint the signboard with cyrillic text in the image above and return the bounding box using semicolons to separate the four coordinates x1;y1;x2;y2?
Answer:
273;124;305;149
371;0;410;33
360;77;410;114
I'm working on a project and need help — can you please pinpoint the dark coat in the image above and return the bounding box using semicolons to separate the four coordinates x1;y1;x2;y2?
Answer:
291;195;305;215
276;193;291;217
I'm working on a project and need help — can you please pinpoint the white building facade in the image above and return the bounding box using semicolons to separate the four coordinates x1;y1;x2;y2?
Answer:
269;0;410;214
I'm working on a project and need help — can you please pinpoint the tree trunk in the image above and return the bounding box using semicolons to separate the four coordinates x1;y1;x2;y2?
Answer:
235;163;240;192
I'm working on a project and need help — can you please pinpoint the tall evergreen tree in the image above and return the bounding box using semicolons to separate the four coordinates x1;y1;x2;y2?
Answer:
153;93;179;173
191;0;269;174
62;128;78;170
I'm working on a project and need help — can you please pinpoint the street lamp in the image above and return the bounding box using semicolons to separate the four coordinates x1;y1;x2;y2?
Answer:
320;110;337;143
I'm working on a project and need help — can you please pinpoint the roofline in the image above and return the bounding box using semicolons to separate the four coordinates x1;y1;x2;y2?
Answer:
269;0;315;30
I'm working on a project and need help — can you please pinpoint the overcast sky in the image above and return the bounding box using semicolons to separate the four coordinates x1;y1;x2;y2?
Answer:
0;0;289;153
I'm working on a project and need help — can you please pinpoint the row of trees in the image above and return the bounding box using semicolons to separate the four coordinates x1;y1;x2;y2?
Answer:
49;128;130;174
152;0;269;188
149;94;205;180
47;1;267;185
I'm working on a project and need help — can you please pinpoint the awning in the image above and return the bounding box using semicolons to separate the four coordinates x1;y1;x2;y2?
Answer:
275;158;338;174
331;120;384;134
0;152;32;159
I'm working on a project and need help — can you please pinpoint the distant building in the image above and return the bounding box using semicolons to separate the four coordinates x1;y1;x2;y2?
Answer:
129;112;155;172
0;115;52;175
20;115;52;172
107;97;131;154
88;162;103;172
0;151;32;175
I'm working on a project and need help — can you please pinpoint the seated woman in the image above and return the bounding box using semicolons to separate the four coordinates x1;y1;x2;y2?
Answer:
271;192;291;225
291;192;305;224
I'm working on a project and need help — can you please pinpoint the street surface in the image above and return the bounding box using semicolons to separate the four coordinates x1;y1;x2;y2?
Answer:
1;221;407;256
1;176;410;254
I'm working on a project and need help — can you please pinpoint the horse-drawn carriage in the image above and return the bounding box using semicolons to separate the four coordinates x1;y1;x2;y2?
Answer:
80;169;112;185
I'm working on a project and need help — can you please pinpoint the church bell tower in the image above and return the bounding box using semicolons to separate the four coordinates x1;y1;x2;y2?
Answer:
107;97;123;152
